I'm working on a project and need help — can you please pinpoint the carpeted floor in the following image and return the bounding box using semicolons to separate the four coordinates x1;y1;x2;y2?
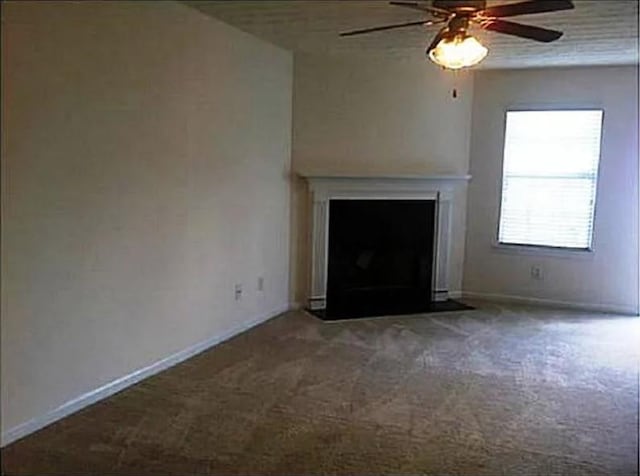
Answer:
2;301;639;475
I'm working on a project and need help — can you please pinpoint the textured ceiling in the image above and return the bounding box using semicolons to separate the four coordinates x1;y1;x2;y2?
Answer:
187;0;639;69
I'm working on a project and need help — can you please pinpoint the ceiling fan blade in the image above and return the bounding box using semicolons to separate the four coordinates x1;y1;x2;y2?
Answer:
340;19;438;37
427;27;448;52
482;19;563;42
479;0;574;18
389;1;451;18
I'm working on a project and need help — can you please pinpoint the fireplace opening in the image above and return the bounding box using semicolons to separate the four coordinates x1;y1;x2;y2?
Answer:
326;199;436;319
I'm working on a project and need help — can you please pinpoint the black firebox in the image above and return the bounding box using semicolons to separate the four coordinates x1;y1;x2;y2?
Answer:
325;199;436;319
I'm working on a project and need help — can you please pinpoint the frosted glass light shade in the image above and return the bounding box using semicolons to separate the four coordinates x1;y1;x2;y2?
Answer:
428;34;488;70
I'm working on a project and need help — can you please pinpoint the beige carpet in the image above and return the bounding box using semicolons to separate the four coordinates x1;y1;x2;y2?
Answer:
2;301;639;475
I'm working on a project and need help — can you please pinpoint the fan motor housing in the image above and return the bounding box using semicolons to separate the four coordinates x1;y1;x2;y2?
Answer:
432;0;486;12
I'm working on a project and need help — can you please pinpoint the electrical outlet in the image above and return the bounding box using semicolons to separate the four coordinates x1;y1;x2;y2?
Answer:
257;276;264;292
234;284;243;301
530;265;543;281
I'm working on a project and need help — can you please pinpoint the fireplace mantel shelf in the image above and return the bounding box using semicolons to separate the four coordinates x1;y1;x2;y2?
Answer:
299;173;471;181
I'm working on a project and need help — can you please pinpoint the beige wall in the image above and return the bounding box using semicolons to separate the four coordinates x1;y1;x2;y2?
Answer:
292;53;474;176
290;53;474;305
464;66;639;313
1;0;293;438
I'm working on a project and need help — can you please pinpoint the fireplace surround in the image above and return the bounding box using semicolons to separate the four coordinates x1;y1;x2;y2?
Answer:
303;175;471;314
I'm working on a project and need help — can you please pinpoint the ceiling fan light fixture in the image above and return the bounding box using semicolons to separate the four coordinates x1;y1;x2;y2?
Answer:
428;32;488;70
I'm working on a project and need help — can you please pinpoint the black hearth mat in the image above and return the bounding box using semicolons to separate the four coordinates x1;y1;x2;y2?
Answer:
307;299;474;321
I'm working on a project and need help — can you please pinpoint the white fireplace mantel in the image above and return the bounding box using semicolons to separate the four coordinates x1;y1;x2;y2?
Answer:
301;174;471;311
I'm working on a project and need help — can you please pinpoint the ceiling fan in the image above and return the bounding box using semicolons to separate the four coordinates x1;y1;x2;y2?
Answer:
340;0;575;69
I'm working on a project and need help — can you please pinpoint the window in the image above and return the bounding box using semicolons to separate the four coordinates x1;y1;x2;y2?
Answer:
498;110;603;250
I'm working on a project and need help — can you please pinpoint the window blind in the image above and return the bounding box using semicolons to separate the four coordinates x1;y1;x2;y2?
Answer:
498;110;603;249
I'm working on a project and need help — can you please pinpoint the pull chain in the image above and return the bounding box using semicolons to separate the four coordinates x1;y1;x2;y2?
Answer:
452;69;459;99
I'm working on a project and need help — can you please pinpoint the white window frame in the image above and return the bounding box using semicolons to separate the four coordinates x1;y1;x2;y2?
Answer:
493;106;604;257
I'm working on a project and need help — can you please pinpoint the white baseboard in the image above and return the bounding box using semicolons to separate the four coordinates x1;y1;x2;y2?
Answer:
1;304;291;447
461;291;639;316
448;290;462;299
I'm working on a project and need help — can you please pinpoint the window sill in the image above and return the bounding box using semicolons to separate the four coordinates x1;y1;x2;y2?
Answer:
491;242;595;260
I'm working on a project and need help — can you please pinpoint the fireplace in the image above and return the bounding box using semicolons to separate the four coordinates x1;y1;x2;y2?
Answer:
303;174;470;318
327;199;436;319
